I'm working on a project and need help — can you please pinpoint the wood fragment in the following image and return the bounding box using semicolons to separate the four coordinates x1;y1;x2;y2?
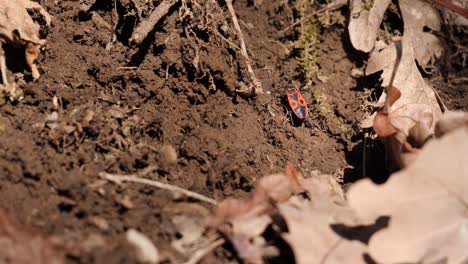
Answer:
130;0;179;45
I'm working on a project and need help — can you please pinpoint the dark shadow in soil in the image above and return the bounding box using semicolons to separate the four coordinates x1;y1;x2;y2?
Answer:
343;133;390;184
3;45;32;81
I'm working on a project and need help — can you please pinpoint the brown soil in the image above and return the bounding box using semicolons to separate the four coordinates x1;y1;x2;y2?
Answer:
0;1;464;263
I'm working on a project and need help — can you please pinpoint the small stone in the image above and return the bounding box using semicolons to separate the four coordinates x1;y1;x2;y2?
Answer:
158;145;177;166
126;229;159;264
89;216;109;231
117;195;135;209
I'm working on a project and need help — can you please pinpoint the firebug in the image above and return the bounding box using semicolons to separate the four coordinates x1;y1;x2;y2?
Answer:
286;88;308;120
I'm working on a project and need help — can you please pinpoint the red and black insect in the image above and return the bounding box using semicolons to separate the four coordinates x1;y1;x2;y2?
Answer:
286;88;309;120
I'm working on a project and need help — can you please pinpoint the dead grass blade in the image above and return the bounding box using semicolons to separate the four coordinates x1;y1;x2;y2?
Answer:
99;167;217;205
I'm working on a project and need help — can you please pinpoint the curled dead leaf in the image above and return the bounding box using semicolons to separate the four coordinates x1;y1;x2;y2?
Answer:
0;0;51;88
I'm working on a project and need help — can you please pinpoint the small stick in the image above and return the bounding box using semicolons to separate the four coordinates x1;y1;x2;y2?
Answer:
383;37;402;112
183;238;225;264
99;167;217;205
225;0;263;95
130;0;179;45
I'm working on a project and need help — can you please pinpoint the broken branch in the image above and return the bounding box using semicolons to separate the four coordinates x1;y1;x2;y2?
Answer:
130;0;179;45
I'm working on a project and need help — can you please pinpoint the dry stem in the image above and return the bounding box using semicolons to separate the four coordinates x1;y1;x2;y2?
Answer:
225;0;263;95
99;166;217;205
130;0;179;45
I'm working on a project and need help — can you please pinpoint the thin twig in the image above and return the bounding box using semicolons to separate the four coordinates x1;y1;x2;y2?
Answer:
183;238;225;264
130;0;180;45
98;167;217;205
225;0;263;95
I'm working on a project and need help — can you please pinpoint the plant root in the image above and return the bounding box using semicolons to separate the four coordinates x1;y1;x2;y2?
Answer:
225;0;263;96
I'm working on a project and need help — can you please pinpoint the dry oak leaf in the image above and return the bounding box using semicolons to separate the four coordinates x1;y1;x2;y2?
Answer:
208;173;296;263
359;1;443;168
354;0;443;142
349;0;442;66
364;0;443;136
0;0;52;79
209;171;365;264
348;126;468;263
278;172;371;264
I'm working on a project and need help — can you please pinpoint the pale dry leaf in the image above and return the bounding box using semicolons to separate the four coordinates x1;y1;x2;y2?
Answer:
362;1;444;169
274;173;366;264
347;127;468;263
210;171;366;264
0;0;52;80
298;170;346;204
208;173;293;263
399;0;442;67
171;215;205;255
348;0;392;52
350;0;442;66
278;175;366;264
366;39;442;135
0;0;51;45
358;0;443;137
